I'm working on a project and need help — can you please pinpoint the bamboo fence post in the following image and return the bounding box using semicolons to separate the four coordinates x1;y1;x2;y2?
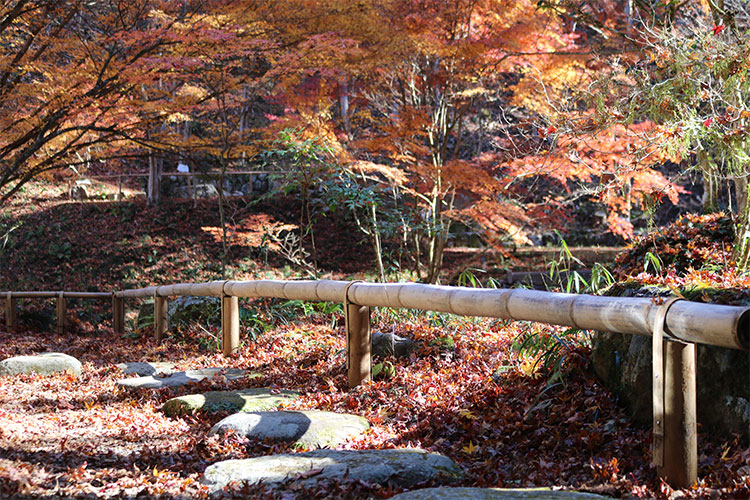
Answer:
661;340;698;488
154;295;169;341
56;292;67;334
5;293;17;332
221;294;240;356
652;298;697;489
345;282;371;388
112;295;125;335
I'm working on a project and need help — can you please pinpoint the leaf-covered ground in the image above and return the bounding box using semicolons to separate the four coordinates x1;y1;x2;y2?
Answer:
1;183;748;498
0;309;748;499
0;180;619;294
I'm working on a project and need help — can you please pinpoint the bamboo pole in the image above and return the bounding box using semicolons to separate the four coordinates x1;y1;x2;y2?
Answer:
345;284;748;351
56;292;66;334
345;282;371;388
225;279;349;303
112;296;125;335
117;281;749;350
118;287;159;299
661;340;698;488
9;291;58;298
62;292;111;299
221;295;240;356
154;296;168;341
5;293;17;332
1;291;110;299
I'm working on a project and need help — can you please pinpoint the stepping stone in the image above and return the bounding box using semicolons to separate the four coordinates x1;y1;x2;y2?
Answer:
116;368;254;389
0;353;82;377
390;487;610;499
202;448;461;493
115;362;176;376
162;388;300;417
209;410;369;448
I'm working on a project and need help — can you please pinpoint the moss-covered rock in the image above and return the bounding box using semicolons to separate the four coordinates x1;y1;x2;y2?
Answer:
202;449;462;493
0;353;82;377
591;284;749;439
162;388;299;416
209;410;369;448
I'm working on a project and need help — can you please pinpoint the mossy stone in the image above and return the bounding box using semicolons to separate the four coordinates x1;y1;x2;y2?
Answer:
162;388;300;416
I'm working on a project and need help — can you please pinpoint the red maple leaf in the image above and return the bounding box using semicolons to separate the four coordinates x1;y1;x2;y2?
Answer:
713;24;725;35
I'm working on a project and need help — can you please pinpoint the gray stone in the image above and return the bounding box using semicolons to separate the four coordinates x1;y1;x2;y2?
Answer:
0;353;82;377
592;331;750;439
115;362;176;377
390;487;609;500
174;183;219;199
162;388;300;417
70;184;89;200
372;331;415;358
168;295;221;325
209;410;369;448
202;448;461;492
117;367;254;389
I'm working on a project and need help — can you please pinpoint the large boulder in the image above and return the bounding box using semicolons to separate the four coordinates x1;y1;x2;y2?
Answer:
135;296;222;330
202;448;462;493
592;331;749;439
168;295;221;325
390;488;609;500
209;410;369;448
372;331;415;358
162;388;300;417
0;353;82;377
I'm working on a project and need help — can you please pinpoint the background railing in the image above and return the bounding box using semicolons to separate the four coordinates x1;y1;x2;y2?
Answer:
2;280;748;489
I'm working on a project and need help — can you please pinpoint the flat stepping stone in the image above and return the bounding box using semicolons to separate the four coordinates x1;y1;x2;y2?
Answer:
116;368;253;389
162;388;300;417
390;487;610;499
202;448;461;493
0;353;82;377
115;361;176;376
209;410;369;448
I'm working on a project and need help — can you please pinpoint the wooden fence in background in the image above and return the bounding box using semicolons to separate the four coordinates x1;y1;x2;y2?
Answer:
2;281;748;489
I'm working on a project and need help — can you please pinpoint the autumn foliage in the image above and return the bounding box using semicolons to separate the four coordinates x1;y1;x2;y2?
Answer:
1;0;698;280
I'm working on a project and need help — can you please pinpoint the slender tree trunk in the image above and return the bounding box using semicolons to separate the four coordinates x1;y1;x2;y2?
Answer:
147;153;162;206
369;202;386;282
699;152;720;214
217;157;229;278
732;174;750;270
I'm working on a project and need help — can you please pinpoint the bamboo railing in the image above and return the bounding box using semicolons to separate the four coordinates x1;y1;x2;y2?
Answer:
2;291;112;334
3;280;749;489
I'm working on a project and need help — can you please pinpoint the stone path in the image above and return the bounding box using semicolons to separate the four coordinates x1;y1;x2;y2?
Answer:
202;448;462;493
116;367;254;389
389;487;610;499
1;358;611;497
209;410;369;448
162;388;300;416
0;353;82;377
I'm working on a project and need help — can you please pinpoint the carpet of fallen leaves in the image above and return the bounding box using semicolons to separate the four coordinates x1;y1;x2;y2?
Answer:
1;310;748;499
1;184;748;498
613;213;735;279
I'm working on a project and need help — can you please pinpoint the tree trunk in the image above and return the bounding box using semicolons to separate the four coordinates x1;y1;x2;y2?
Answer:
698;152;720;214
369;202;386;282
732;175;750;271
147;154;162;206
